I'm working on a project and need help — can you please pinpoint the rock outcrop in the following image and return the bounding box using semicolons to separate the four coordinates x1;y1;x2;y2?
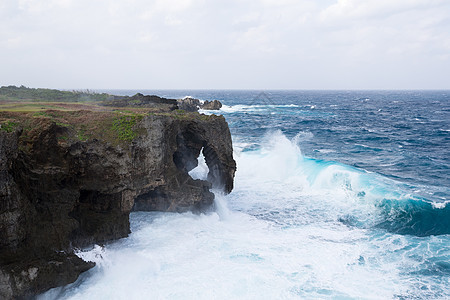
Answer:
102;93;178;111
176;97;201;112
0;112;235;298
177;97;223;112
202;100;222;110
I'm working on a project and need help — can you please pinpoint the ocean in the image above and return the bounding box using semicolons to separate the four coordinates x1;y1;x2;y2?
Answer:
40;90;449;299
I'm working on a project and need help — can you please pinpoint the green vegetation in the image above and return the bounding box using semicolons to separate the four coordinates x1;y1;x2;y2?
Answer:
111;114;144;141
0;102;61;112
55;121;70;127
0;101;105;113
33;111;52;117
129;99;142;105
0;85;113;102
76;126;89;142
0;87;221;150
0;120;18;132
1;100;152;146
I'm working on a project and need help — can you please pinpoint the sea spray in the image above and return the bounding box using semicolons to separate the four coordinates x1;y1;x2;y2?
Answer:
39;212;412;299
38;90;450;299
234;130;450;236
39;129;449;299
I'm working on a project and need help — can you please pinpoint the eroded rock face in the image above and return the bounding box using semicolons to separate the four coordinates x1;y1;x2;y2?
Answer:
0;128;95;299
202;100;222;110
133;114;235;211
177;97;201;112
177;98;224;112
0;113;235;298
103;93;178;111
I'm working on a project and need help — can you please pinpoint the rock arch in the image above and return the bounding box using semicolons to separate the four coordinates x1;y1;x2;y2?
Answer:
172;120;235;194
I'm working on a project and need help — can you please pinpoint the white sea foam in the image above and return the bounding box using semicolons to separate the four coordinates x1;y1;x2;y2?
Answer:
188;149;208;180
75;245;107;265
315;149;336;154
40;212;409;300
432;200;449;209
219;104;300;114
38;131;448;300
293;131;314;142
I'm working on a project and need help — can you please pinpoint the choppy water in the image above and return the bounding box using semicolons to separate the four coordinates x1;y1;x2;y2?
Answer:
40;90;449;299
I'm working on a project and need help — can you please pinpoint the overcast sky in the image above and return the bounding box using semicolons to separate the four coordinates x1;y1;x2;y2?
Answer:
1;0;449;90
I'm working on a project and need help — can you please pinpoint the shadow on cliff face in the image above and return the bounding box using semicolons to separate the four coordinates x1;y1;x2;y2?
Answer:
0;110;236;298
173;126;228;191
132;117;236;214
133;121;235;212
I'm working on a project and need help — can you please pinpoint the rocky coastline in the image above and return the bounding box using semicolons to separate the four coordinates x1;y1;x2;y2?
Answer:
0;92;235;298
177;97;223;112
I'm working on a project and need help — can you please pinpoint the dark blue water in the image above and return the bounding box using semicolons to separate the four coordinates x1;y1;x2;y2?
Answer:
104;90;450;235
69;89;449;299
109;90;450;232
108;90;449;198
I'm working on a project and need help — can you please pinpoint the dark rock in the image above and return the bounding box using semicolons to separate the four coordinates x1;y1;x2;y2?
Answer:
176;97;201;112
132;114;235;210
102;94;178;111
201;100;222;110
0;112;236;298
176;97;223;112
1;253;94;300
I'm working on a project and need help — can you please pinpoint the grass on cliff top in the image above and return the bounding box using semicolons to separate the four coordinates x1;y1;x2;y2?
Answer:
0;85;112;102
0;101;107;112
0;102;217;149
0;103;148;148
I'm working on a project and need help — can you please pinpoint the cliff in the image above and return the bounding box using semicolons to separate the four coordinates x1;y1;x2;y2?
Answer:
0;101;236;298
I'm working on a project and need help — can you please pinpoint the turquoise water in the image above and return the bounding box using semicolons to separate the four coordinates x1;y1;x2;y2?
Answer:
40;90;449;299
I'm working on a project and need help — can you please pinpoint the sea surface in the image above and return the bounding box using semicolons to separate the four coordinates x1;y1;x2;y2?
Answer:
40;90;449;299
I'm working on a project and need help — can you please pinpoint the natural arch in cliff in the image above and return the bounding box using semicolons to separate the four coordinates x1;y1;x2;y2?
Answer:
172;126;230;193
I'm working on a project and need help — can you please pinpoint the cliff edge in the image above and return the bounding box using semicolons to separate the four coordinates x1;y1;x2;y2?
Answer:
0;98;236;298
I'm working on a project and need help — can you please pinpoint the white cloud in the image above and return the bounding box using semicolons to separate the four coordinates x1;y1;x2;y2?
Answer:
320;0;443;22
0;0;449;89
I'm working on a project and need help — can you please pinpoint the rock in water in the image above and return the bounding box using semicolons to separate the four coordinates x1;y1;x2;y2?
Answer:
0;110;235;298
201;100;222;110
177;97;201;112
176;97;223;111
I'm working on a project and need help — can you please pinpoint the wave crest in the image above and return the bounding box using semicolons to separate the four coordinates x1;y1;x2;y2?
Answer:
234;130;450;236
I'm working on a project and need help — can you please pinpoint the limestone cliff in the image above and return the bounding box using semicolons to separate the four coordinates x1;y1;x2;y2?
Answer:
0;110;236;298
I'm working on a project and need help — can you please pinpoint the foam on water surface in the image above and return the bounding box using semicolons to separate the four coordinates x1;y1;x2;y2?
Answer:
39;91;450;299
40;131;449;300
